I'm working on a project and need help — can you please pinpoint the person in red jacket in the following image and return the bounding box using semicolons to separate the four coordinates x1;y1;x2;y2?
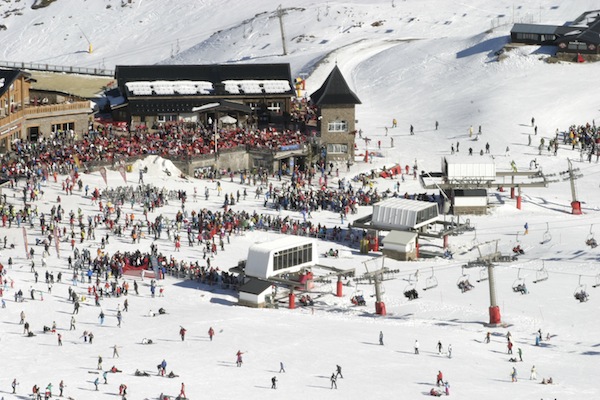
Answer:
180;382;186;398
179;327;186;341
208;327;214;341
436;371;444;386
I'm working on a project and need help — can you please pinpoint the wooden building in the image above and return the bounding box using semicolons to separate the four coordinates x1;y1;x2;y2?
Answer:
309;65;361;165
0;68;92;153
110;64;296;130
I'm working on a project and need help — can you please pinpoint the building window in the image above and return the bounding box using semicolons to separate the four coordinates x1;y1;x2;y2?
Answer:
327;144;348;154
157;114;178;122
247;102;259;110
328;120;347;132
267;101;282;113
568;41;587;51
273;243;313;271
51;122;75;132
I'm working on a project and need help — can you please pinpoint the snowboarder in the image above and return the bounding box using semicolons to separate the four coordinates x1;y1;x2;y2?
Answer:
379;331;384;345
271;376;277;389
530;365;537;380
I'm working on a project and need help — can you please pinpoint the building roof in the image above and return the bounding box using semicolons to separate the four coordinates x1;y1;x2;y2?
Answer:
373;197;438;213
0;69;22;97
309;65;361;106
239;278;273;295
577;19;600;44
249;236;315;255
115;64;295;98
511;23;559;35
382;230;417;246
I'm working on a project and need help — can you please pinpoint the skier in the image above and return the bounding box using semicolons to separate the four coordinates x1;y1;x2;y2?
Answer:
518;347;523;362
530;365;537;380
511;367;518;382
179;326;186;341
447;344;452;359
70;316;76;330
208;326;215;341
437;340;443;354
103;371;108;384
485;331;491;343
435;120;439;130
57;333;63;346
436;371;444;386
59;380;65;397
507;340;513;354
330;373;337;389
93;377;99;391
113;345;120;358
279;361;285;373
236;351;244;367
379;331;384;346
524;223;529;235
414;339;420;354
98;356;103;370
180;382;186;398
410;125;414;135
12;378;18;393
271;376;277;389
335;364;343;379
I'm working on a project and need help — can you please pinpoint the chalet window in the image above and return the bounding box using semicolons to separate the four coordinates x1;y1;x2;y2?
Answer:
516;33;538;41
247;102;259;110
568;41;587;50
267;101;282;113
157;114;177;122
328;120;348;132
51;122;74;132
327;144;348;154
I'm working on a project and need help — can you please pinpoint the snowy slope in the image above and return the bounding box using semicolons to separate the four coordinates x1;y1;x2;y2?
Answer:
0;1;599;399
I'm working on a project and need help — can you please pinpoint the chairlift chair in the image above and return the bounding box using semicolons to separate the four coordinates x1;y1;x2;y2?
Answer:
423;267;438;291
593;274;600;289
540;222;552;245
533;263;549;284
512;269;528;294
457;267;474;293
476;267;488;283
586;224;597;248
574;276;589;302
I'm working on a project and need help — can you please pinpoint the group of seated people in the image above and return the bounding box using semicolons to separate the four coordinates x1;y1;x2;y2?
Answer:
429;388;443;396
323;248;339;258
299;295;314;306
458;280;474;293
541;377;553;385
351;294;366;306
574;290;589;302
404;288;419;300
512;245;525;255
141;338;154;345
513;283;528;295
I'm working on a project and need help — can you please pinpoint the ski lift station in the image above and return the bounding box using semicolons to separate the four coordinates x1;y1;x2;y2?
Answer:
381;230;418;261
442;157;496;215
236;236;355;308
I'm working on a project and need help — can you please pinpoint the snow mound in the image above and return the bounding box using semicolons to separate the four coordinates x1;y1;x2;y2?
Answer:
132;155;183;178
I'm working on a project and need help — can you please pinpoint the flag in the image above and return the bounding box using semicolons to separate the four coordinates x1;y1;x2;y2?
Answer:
118;165;127;184
99;166;108;186
54;227;60;259
23;227;29;259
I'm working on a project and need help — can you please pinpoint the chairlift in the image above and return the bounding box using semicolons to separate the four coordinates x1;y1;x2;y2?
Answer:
574;275;589;302
593;274;600;289
351;287;366;306
423;267;438;291
403;271;418;300
540;222;552;245
533;262;549;284
476;267;488;283
586;224;597;248
457;267;474;293
512;268;528;294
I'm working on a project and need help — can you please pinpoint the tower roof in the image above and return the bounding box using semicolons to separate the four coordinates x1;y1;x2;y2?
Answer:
310;65;361;106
